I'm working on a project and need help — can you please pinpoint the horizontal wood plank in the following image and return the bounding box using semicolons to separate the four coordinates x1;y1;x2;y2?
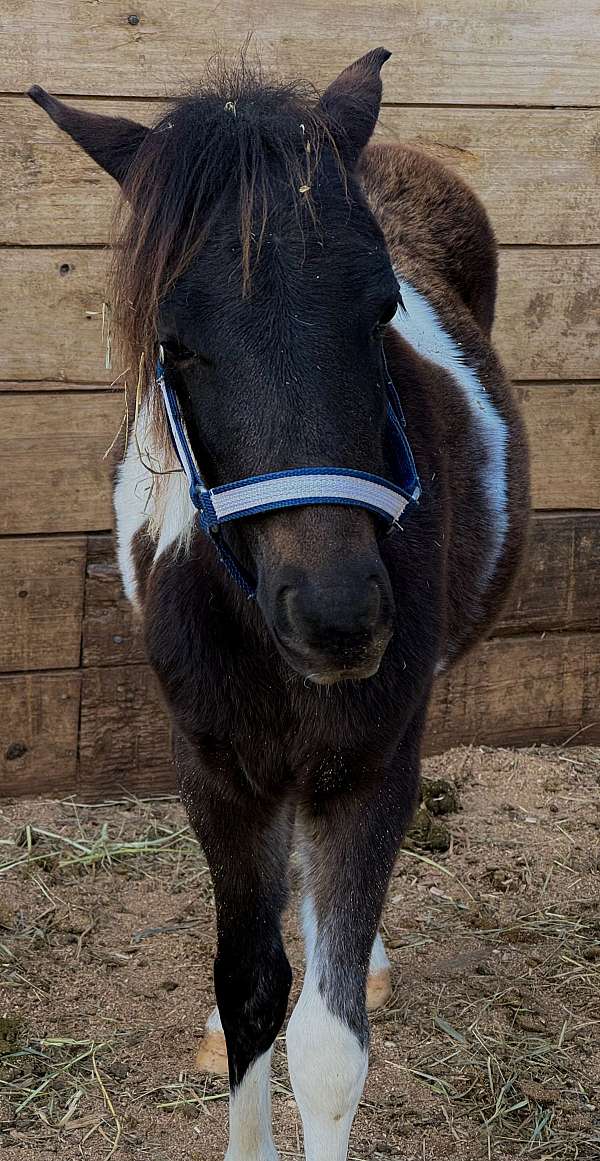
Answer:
517;384;600;511
0;537;86;671
0;249;110;383
2;248;598;383
0;96;129;249
381;108;600;247
495;250;600;381
497;514;600;636
5;98;600;246
1;383;598;535
2;0;597;104
0;392;122;533
0;672;80;796
427;632;600;752
78;664;173;798
83;535;147;667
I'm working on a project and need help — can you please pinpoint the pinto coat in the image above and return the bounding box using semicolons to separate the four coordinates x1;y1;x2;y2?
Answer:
30;48;529;1161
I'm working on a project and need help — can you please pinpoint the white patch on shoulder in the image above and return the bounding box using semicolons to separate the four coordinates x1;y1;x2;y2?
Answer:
226;1050;279;1161
392;277;509;586
113;399;195;605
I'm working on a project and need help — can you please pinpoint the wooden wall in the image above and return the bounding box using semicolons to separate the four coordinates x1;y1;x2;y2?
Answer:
1;2;599;799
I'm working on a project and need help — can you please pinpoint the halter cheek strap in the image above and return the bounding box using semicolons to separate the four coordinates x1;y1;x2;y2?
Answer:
156;354;421;597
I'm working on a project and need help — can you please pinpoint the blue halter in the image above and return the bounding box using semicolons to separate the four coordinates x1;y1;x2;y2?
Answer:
156;351;421;597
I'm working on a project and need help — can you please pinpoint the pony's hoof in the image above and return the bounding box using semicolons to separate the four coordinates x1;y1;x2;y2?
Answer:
195;1028;228;1076
366;966;392;1011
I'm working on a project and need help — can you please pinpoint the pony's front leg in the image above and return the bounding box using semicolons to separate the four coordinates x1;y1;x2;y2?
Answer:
196;922;391;1078
177;738;293;1161
287;725;422;1161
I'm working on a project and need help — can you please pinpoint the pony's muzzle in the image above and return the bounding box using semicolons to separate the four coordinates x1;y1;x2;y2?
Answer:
271;561;395;683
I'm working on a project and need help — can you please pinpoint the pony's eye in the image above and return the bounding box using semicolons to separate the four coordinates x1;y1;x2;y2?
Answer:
160;339;197;366
375;297;399;332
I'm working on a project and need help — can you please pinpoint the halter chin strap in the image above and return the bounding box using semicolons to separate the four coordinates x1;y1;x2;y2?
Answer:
156;353;421;597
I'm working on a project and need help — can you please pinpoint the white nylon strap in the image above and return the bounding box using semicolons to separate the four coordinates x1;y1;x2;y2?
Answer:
210;473;409;523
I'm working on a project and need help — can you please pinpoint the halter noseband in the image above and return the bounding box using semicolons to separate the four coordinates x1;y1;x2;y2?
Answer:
156;351;421;597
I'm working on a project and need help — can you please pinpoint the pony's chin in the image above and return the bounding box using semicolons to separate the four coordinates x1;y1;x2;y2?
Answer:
270;623;390;685
307;658;384;685
274;638;385;684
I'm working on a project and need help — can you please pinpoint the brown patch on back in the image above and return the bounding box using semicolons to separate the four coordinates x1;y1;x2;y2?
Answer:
359;142;497;334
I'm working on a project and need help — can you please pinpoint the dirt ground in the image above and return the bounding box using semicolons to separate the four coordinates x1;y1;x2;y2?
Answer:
1;744;599;1160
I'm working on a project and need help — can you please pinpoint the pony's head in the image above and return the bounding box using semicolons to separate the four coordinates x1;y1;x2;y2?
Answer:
30;50;402;683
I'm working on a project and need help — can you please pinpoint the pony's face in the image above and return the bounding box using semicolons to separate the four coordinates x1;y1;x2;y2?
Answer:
30;49;398;683
159;179;399;681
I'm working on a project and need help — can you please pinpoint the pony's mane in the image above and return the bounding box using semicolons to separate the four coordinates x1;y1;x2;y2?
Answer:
111;59;343;401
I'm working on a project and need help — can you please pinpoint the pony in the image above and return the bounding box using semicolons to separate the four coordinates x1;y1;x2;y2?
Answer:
30;48;529;1161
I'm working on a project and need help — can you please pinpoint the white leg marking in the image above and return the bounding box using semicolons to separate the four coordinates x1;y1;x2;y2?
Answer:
369;931;390;976
287;964;367;1161
207;1004;223;1033
392;277;509;585
288;900;368;1161
226;1049;279;1161
366;932;392;1011
301;894;318;963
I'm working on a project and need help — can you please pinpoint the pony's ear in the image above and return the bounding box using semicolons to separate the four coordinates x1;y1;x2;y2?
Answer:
28;86;148;186
318;47;391;167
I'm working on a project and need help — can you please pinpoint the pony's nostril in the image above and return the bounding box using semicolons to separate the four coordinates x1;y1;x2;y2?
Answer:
275;572;388;647
274;584;297;639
